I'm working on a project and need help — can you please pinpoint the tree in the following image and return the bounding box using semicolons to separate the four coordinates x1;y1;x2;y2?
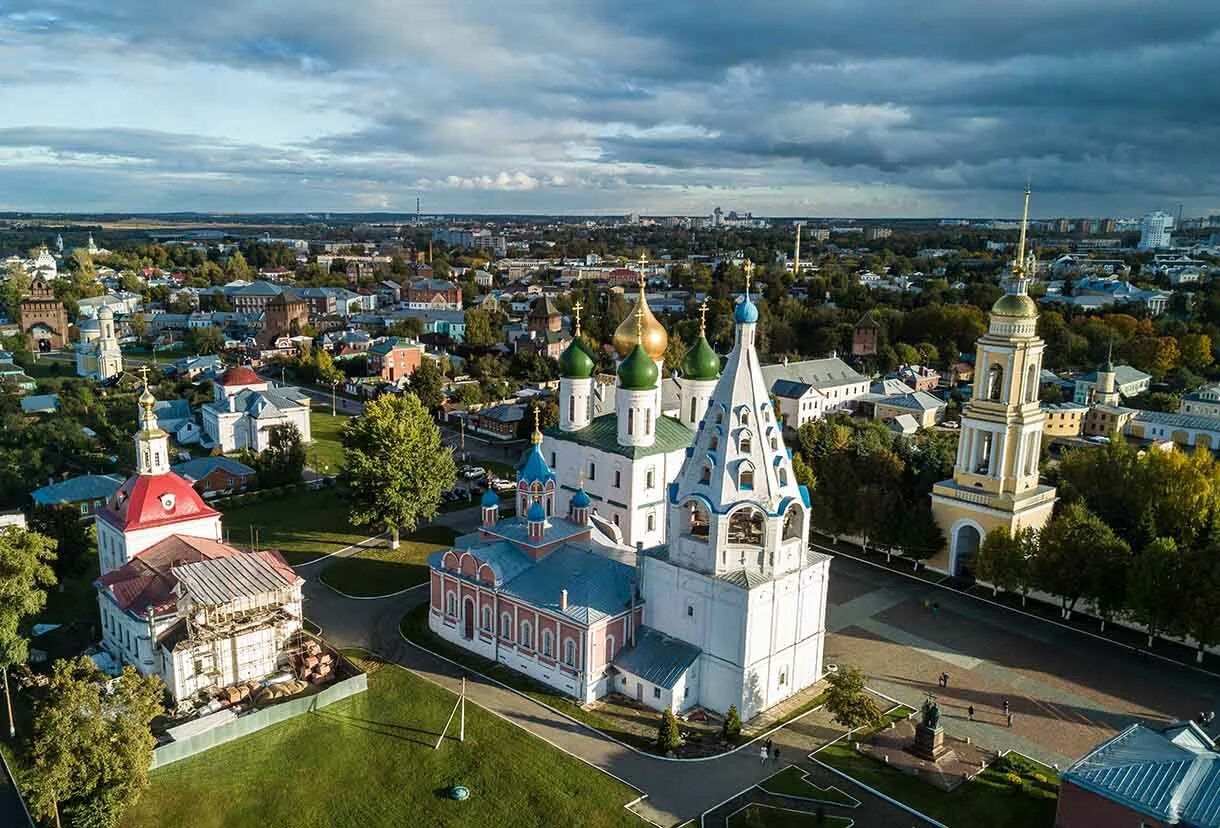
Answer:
387;317;424;339
1126;538;1185;647
656;708;682;752
127;312;148;342
341;394;456;548
1034;502;1128;618
973;527;1035;600
186;325;225;355
0;525;56;737
721;704;742;741
26;656;163;828
314;349;345;416
28;504;93;578
1180;333;1214;372
463;308;498;347
223;250;251;281
69;248;95;280
824;665;881;730
254;423;307;487
408;359;445;411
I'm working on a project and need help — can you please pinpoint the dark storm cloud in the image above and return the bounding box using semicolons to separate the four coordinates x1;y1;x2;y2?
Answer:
0;1;1217;214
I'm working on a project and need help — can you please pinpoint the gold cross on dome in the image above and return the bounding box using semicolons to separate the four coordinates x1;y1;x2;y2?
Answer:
139;364;150;385
743;259;754;295
637;252;648;289
699;300;708;335
572;301;583;336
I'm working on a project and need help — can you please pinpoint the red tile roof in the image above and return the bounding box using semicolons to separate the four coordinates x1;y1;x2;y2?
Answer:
99;535;298;615
217;366;264;387
97;472;218;532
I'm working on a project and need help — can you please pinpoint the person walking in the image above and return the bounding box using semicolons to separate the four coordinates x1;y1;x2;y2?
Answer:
759;744;769;764
967;705;975;721
943;672;950;689
765;738;773;758
773;746;782;765
1007;712;1014;728
1002;698;1010;717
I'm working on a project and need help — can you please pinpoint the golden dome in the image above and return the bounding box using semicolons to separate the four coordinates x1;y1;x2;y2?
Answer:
613;290;668;360
991;292;1038;319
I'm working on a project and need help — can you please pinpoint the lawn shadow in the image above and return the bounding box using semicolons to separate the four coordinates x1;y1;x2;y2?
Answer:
312;709;440;748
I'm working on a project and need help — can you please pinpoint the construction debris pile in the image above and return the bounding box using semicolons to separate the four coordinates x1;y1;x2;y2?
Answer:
291;636;336;685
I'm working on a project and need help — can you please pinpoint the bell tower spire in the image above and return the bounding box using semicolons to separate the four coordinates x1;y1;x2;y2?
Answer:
134;366;170;476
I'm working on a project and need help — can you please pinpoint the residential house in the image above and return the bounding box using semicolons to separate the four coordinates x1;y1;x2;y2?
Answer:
32;474;125;517
893;364;940;393
367;336;423;383
873;391;946;429
1073;365;1151;404
171;456;257;495
1042;402;1088;438
762;357;871;431
1180;383;1220;418
469;403;526;439
406;279;462;311
200;366;312;452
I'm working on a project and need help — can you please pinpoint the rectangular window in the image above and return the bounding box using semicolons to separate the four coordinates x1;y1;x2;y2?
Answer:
647;513;656;532
627;409;634;435
550;452;556;467
686;605;694;617
589;463;596;480
614;470;621;488
653;686;661;699
646;469;655;488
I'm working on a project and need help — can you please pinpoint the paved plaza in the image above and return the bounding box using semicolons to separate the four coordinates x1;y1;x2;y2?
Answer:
823;553;1218;768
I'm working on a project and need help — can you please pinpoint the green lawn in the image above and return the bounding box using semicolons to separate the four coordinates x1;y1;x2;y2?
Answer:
307;410;349;475
321;525;458;596
815;729;1058;828
38;553;100;626
121;657;644;828
218;488;371;564
728;804;851;827
400;604;659;753
758;766;857;807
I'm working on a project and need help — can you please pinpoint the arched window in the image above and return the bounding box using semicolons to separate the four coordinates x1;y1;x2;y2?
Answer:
568;395;575;422
627;409;634;435
727;507;765;546
563;639;577;667
783;504;804;541
1025;363;1039;403
700;465;711;484
769;436;778;451
689;398;697;422
646;408;652;434
446;591;457;616
778;467;788;486
716;410;724;425
605;634;616;659
500;613;513;640
481;605;493;631
740;434;752;453
741;410;750;426
686;501;710;540
987;363;1004;401
520;621;533;650
542;629;555;658
739;466;755;489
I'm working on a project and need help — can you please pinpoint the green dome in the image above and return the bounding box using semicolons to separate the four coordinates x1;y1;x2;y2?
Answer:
680;335;720;381
991;292;1038;319
618;344;659;390
558;339;595;379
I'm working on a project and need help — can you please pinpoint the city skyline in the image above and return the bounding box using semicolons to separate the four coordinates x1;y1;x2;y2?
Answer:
1;1;1218;216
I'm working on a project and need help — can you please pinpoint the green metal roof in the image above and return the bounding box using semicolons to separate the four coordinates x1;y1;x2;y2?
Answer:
545;413;693;459
558;339;595;379
618;343;658;390
680;335;721;381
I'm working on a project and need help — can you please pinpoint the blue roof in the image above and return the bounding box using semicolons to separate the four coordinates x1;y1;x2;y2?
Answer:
153;398;192;422
481;488;500;508
1063;721;1220;825
571;487;591;508
771;379;812;399
20;394;59;414
32;474;123;506
483;515;587;549
500;543;634;624
612;626;702;690
428;539;533;587
735;293;759;324
526;501;546;521
517;443;556;487
170;456;256;482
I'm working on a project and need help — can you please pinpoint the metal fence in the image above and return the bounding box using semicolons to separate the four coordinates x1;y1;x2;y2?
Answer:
150;671;368;770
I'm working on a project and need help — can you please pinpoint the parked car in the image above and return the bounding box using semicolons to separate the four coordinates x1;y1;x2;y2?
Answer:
459;465;487;480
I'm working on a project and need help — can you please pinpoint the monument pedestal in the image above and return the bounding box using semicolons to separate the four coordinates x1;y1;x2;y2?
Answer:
909;723;955;763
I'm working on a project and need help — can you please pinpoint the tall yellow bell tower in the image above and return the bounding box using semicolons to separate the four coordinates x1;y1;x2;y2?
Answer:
930;187;1058;575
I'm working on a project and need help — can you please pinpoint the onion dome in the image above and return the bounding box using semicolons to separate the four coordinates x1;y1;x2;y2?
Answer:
618;344;659;390
613;291;668;359
680;335;720;381
990;292;1038;319
526;501;546;522
558;339;595;379
481;488;499;508
735;294;759;324
571;486;591;509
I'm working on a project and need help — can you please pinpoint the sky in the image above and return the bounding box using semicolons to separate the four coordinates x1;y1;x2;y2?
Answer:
1;1;1218;217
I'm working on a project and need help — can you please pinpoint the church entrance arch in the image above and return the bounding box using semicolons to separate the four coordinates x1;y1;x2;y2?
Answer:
951;522;982;579
462;597;475;640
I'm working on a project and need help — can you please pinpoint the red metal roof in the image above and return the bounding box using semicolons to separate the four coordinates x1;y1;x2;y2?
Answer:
97;472;219;532
99;535;298;615
216;365;264;387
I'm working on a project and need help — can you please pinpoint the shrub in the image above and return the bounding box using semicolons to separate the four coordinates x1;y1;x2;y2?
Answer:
722;705;742;741
1005;772;1023;787
657;709;682;752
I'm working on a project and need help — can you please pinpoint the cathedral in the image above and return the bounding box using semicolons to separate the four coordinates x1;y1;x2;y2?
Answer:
930;188;1058;575
428;278;830;719
75;305;123;381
